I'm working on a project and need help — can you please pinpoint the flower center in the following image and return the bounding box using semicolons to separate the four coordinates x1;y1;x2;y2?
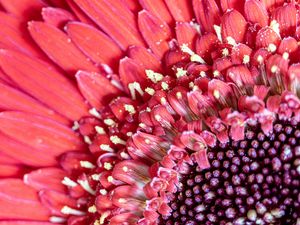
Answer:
158;119;300;225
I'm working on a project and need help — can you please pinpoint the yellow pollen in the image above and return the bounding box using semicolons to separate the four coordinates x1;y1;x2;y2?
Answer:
89;108;101;118
160;97;167;104
283;52;289;60
243;55;250;64
91;174;100;181
95;126;105;134
80;161;96;169
145;87;155;95
271;65;278;73
222;48;229;57
100;144;113;152
99;189;108;195
176;92;182;99
257;55;264;64
213;70;220;77
226;36;237;46
88;205;97;213
104;118;115;126
84;136;92;145
107;176;114;183
213;90;221;99
268;43;277;53
104;162;113;170
145;70;164;83
161;81;169;90
122;166;129;172
145;139;151;144
124;104;136;114
213;25;222;42
110;135;126;145
176;67;187;78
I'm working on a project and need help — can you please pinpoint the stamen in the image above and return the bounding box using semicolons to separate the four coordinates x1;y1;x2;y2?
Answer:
77;179;96;195
61;206;85;216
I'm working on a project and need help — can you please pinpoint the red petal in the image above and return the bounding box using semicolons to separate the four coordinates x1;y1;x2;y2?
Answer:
73;0;145;50
0;132;58;167
175;22;198;48
278;37;298;54
24;168;67;193
195;32;219;64
0;164;23;177
0;151;20;165
0;82;69;124
138;10;172;59
39;190;77;216
192;0;221;33
0;12;44;58
121;0;141;12
76;71;122;109
119;57;148;94
0;222;53;225
128;46;162;72
0;0;45;20
220;0;244;13
138;0;173;25
66;0;96;25
261;0;284;12
28;21;99;74
42;7;75;28
66;22;123;71
0;179;50;220
0;49;89;121
244;0;269;27
256;27;281;50
164;0;193;22
0;111;84;154
271;3;297;37
221;9;247;43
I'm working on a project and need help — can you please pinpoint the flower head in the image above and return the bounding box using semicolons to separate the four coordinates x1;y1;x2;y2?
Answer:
0;0;299;225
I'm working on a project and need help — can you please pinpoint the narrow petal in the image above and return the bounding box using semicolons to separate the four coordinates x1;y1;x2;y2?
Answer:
221;9;247;43
0;12;44;58
76;71;122;109
0;82;69;124
42;7;76;28
175;22;198;48
138;10;172;59
0;222;54;225
192;0;221;33
244;0;269;27
28;21;99;74
0;49;89;121
271;3;297;37
138;0;173;25
0;132;58;167
121;0;141;12
165;0;193;22
0;111;85;154
66;22;123;71
66;0;96;25
0;0;46;20
0;164;23;177
128;46;162;72
0;151;20;165
261;0;284;12
24;168;67;193
0;179;50;220
220;0;244;13
73;0;145;50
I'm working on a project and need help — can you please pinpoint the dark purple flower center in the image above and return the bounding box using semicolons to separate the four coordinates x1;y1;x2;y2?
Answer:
158;119;300;225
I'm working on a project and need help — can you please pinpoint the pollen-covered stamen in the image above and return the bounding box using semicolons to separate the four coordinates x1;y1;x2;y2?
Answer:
159;120;300;225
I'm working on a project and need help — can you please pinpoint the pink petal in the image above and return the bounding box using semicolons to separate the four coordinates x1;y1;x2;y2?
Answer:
0;111;85;154
66;0;96;25
76;71;122;109
244;0;269;27
0;222;53;225
138;10;172;59
221;9;247;43
0;0;46;20
0;132;58;167
0;81;69;125
42;7;76;28
121;0;141;12
0;151;20;165
24;168;67;193
66;22;123;71
193;0;221;33
128;46;162;72
0;179;50;220
39;190;77;217
165;0;193;22
0;49;89;121
73;0;145;50
119;57;148;95
0;12;45;58
139;0;173;25
220;0;244;13
175;22;198;48
28;21;99;74
0;164;23;177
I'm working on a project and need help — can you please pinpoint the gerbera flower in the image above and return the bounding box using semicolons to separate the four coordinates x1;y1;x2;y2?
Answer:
0;0;299;224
